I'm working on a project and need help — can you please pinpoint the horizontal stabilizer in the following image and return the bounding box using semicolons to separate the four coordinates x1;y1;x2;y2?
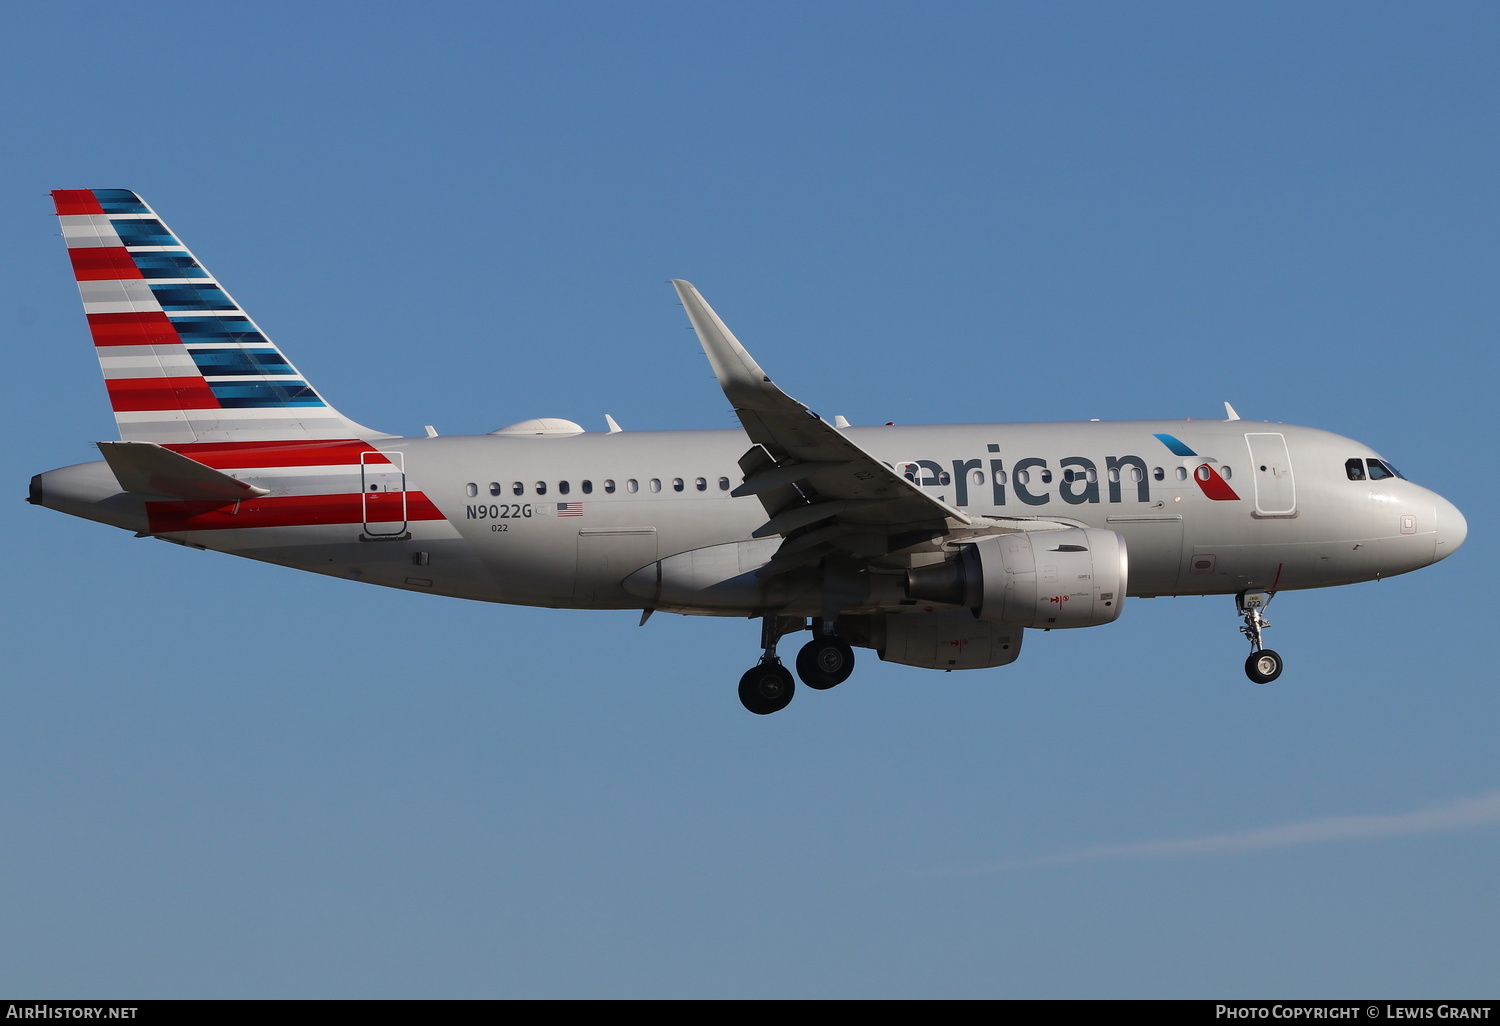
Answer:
97;441;270;501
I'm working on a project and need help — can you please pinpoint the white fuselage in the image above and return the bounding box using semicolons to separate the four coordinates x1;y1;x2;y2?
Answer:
34;418;1466;617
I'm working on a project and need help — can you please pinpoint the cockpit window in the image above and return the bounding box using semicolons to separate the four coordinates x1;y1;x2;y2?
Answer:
1350;457;1407;482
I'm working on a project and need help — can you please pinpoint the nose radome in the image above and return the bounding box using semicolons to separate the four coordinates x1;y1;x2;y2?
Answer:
1433;494;1468;563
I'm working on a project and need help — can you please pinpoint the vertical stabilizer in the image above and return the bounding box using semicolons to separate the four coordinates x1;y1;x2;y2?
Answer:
52;189;387;443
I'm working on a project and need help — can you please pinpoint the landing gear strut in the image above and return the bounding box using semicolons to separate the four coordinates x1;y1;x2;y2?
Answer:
737;616;857;713
1237;590;1283;684
737;616;804;715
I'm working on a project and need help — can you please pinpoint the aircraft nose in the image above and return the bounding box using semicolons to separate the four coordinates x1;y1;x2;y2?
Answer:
1433;493;1468;563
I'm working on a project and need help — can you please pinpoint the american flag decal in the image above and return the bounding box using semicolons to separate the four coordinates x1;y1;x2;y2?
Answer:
556;502;583;517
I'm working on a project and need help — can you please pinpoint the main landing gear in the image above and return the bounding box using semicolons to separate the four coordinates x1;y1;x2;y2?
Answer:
1237;590;1283;684
738;616;857;714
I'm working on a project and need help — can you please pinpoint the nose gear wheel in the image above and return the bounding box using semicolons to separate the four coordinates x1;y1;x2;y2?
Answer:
1236;590;1283;684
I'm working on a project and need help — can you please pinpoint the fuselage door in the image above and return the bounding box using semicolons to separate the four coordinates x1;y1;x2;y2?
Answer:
1244;432;1296;516
361;450;408;537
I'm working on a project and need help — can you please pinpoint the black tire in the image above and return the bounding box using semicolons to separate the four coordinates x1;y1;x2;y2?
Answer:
1245;649;1283;685
738;663;795;714
796;637;855;690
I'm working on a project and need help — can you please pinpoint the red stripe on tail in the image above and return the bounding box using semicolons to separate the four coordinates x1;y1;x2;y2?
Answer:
163;440;391;469
69;247;144;281
145;491;446;533
87;312;180;347
105;377;221;412
52;189;104;216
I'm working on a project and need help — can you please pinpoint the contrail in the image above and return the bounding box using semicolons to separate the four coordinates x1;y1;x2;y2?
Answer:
963;789;1500;874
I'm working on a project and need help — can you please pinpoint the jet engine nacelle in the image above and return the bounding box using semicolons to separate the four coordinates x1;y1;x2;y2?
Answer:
906;527;1127;629
877;610;1024;670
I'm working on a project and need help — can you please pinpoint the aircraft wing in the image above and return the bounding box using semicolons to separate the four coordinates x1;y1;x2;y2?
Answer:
674;280;968;525
675;281;1070;575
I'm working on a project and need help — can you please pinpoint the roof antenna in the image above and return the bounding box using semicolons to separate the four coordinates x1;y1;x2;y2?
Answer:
605;414;623;433
1223;402;1241;421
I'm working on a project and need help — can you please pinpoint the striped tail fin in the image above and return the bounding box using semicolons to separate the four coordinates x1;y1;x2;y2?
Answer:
52;189;386;444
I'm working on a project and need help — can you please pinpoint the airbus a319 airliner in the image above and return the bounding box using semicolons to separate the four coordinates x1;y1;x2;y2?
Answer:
30;190;1468;713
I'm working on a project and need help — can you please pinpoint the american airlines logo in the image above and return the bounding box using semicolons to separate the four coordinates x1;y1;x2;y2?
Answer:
890;432;1242;507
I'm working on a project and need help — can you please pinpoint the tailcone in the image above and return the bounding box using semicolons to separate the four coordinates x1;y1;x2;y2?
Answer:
30;460;148;533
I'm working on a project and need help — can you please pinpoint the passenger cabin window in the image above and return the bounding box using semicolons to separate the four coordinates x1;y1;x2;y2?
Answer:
649;478;662;493
695;477;707;491
582;480;593;494
627;479;639;493
672;477;684;491
535;481;547;495
1175;467;1188;481
1153;467;1165;481
489;482;502;496
604;479;616;493
1221;466;1232;479
465;482;478;497
558;481;570;495
512;481;524;496
718;477;730;490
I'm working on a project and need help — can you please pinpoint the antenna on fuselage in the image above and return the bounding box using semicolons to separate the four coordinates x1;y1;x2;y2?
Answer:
605;415;623;433
1224;402;1241;421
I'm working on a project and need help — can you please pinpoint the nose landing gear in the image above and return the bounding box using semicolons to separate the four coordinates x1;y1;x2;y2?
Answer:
1237;590;1283;684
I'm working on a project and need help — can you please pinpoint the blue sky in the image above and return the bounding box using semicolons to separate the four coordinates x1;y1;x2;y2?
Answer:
2;1;1495;998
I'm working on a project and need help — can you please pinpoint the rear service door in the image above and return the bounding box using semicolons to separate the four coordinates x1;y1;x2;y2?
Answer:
362;450;408;537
